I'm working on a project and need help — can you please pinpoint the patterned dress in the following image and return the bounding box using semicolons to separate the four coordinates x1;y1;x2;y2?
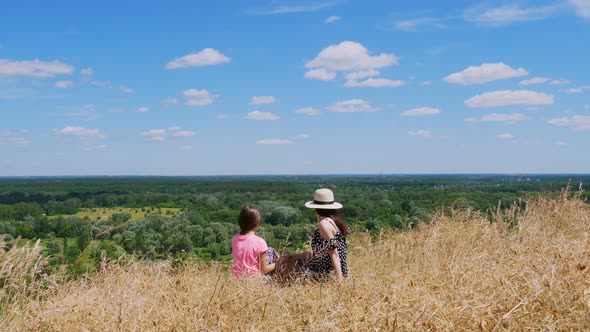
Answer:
307;219;349;277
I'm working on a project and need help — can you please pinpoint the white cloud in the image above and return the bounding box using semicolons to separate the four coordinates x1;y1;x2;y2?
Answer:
183;89;217;106
344;69;380;80
496;133;514;139
519;77;550;85
408;130;432;137
249;96;276;105
344;78;405;88
254;2;337;15
305;41;399;72
168;126;182;131
55;80;73;88
479;113;529;122
136;106;149;113
165;48;231;69
569;0;590;18
163;98;179;105
422;80;433;86
465;90;554;108
216;114;229;120
0;58;75;78
140;129;166;142
120;85;134;94
245;111;280;121
394;17;442;31
324;15;341;23
558;141;568;145
444;62;528;85
401;107;441;117
548;115;590;130
256;139;292;145
0;130;31;146
90;80;113;89
550;79;569;85
55;126;107;139
181;145;193;150
293;134;311;139
464;4;561;25
325;99;379;113
295;107;320;116
80;67;93;76
304;68;336;81
564;86;590;93
173;130;196;137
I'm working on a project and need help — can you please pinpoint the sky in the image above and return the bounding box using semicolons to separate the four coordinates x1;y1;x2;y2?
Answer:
1;0;589;176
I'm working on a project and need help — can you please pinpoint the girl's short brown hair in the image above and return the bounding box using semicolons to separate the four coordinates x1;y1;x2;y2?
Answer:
238;205;261;234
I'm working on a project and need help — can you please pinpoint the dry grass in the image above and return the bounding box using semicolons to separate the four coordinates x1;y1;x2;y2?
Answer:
2;191;590;331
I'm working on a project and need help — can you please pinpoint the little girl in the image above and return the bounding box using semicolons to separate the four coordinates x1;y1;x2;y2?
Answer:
231;205;278;278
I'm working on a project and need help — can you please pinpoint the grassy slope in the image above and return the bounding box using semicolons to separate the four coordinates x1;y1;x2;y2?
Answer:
2;192;589;330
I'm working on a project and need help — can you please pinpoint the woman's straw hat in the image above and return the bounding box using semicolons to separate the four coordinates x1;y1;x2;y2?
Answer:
304;188;343;209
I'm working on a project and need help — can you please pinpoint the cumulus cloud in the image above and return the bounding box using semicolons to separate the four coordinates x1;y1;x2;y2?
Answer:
401;107;441;117
325;99;379;113
344;78;405;88
54;80;73;88
464;4;560;25
422;80;433;86
136;106;149;113
569;0;590;19
519;77;550;85
256;139;292;145
324;15;341;23
465;90;554;108
344;69;380;80
140;129;166;142
165;48;231;69
444;62;528;85
306;41;398;72
245;111;280;121
564;86;590;93
253;2;337;15
520;77;570;85
468;113;530;122
295;107;320;116
293;134;311;139
173;130;196;137
408;130;433;137
304;68;336;81
548;115;590;130
163;98;179;105
216;114;229;120
497;133;514;139
120;85;134;94
183;89;217;106
394;17;443;31
249;96;276;105
0;58;75;78
55;126;107;139
550;79;570;85
0;129;31;146
168;126;182;131
80;67;93;76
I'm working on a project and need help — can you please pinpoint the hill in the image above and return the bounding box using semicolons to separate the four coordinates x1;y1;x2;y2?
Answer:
1;189;589;330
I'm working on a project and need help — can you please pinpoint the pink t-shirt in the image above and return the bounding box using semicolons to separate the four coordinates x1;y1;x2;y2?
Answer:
231;233;268;277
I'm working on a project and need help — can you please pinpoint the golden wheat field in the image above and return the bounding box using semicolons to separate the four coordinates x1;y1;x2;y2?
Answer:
2;191;590;331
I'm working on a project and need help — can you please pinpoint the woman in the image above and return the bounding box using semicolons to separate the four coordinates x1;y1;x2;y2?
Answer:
278;188;350;280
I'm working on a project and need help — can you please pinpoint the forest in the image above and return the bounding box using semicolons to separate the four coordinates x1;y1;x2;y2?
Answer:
0;174;588;275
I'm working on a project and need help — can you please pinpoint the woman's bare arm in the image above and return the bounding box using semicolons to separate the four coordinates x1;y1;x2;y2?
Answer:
259;252;275;274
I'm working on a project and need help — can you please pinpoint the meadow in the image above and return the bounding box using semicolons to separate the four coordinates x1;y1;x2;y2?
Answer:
2;187;589;330
53;207;182;221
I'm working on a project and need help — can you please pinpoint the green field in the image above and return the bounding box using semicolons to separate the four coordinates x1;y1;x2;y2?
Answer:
55;207;182;221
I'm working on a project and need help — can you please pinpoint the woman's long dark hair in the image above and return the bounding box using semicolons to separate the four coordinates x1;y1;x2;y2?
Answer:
315;209;350;235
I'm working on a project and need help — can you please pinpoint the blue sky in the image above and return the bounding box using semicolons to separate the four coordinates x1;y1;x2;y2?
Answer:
1;0;589;176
